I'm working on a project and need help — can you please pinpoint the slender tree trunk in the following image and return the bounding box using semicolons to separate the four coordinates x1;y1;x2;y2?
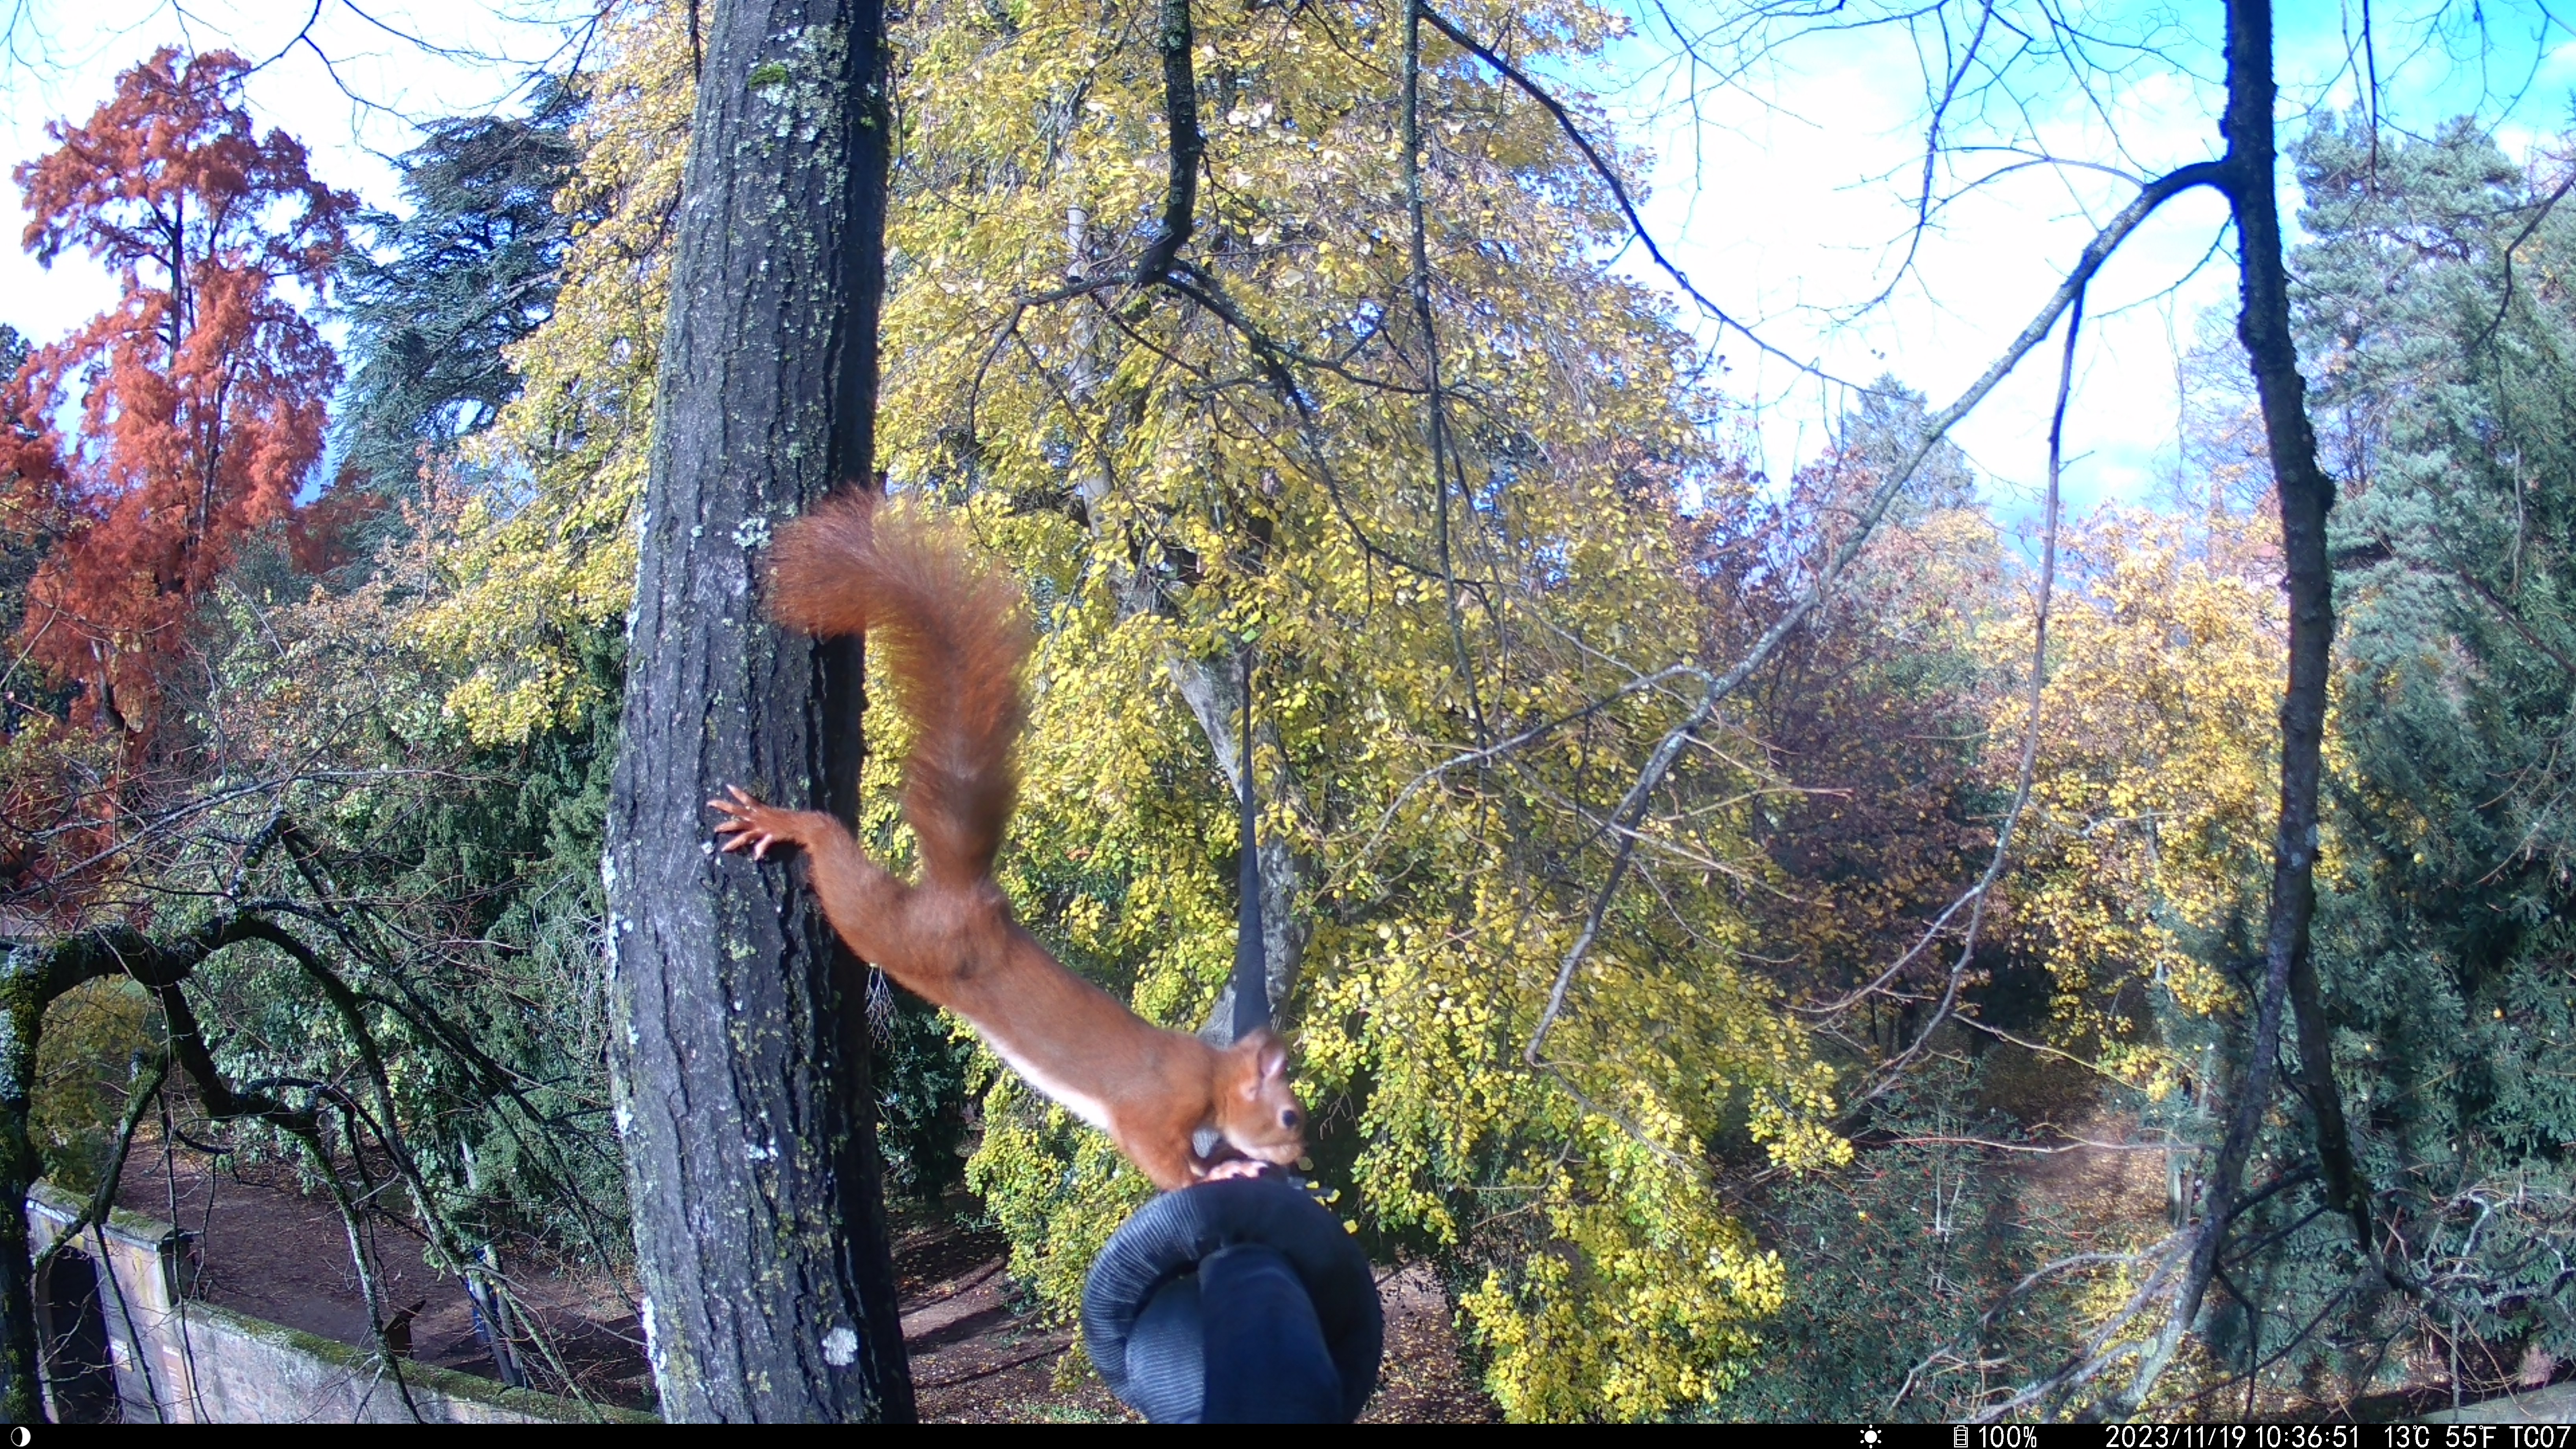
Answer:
1055;168;1313;1040
603;0;911;1422
0;964;44;1423
2124;0;2369;1409
2206;0;2370;1287
1094;6;1314;1040
2235;98;2372;1259
1169;660;1312;1040
0;936;107;1422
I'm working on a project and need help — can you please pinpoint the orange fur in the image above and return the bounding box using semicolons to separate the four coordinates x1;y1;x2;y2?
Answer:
713;491;1306;1191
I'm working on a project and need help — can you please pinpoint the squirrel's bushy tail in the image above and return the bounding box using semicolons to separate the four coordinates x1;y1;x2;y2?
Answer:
768;491;1030;889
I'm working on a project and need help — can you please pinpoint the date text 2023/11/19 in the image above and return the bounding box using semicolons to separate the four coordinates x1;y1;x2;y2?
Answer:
1839;1425;2573;1449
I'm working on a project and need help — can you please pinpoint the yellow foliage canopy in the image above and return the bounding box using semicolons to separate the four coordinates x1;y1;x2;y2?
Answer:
884;0;1838;1418
426;0;1847;1418
1998;508;2295;1095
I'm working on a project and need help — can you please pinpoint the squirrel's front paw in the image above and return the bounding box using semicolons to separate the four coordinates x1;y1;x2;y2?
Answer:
1197;1157;1275;1184
710;786;799;860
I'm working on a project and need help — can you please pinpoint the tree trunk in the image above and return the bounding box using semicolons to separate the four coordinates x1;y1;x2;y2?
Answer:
602;0;910;1422
2201;0;2367;1284
1058;185;1314;1045
0;958;45;1423
2124;0;2368;1409
1170;658;1313;1042
2222;2;2370;1253
0;933;116;1422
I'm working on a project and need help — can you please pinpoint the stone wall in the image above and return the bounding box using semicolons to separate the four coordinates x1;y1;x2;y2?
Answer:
26;1182;653;1424
2420;1382;2576;1425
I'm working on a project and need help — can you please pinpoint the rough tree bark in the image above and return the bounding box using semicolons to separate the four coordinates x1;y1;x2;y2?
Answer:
0;949;53;1422
601;0;912;1422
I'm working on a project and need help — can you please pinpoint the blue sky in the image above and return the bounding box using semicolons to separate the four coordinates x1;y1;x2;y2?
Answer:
1594;0;2576;521
0;2;588;340
5;0;2576;522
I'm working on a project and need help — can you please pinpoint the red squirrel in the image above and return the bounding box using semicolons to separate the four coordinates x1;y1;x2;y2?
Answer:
709;491;1307;1191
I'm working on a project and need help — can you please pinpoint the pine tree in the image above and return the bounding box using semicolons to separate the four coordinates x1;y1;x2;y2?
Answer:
335;84;581;495
2280;115;2576;1392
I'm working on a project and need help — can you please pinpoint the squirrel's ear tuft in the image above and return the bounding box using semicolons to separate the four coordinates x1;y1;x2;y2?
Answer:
1258;1038;1288;1084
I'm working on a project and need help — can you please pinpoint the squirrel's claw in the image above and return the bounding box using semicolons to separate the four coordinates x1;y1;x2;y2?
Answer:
710;787;783;860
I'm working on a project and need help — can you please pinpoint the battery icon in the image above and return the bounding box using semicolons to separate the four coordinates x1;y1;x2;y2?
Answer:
1953;1429;1970;1447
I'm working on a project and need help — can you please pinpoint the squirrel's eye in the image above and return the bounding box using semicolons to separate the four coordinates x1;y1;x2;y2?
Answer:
1281;1109;1302;1129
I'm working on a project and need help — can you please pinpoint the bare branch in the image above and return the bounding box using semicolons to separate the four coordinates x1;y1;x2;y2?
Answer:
1839;282;2084;1106
30;1049;170;1285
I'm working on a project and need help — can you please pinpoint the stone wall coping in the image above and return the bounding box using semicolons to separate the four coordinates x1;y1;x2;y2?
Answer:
178;1298;657;1425
28;1177;191;1253
2419;1382;2576;1425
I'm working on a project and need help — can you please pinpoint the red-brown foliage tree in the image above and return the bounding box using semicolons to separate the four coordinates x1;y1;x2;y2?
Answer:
4;47;353;738
1677;452;2001;1052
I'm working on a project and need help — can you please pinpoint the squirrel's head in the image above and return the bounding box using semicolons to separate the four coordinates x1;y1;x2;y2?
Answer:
1215;1027;1307;1169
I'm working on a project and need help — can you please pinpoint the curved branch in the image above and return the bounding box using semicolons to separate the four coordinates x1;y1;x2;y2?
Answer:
1424;3;2222;724
1704;159;2220;719
1418;3;1832;381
